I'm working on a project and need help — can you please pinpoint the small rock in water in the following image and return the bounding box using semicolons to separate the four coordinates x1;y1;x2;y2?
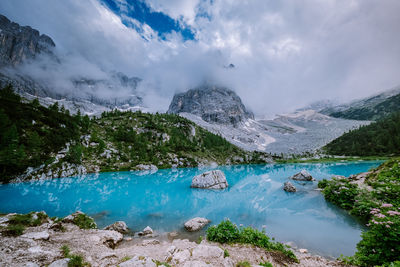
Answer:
184;217;210;232
290;170;315;181
283;181;297;192
138;226;153;236
299;248;308;254
104;221;129;234
191;170;228;189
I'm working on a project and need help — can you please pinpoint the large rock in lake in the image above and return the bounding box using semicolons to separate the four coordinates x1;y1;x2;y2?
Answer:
168;85;254;126
290;170;315;181
191;170;228;189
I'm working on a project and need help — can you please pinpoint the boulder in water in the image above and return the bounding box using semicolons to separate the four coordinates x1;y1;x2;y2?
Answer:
290;170;315;181
191;170;228;189
283;181;297;192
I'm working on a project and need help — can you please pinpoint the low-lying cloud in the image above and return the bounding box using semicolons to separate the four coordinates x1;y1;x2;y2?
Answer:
1;0;400;116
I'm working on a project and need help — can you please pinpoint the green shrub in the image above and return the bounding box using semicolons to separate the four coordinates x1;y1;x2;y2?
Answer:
3;224;25;236
259;261;274;267
206;220;298;263
61;245;71;257
320;178;359;210
224;249;230;258
236;261;251;267
354;204;400;266
72;214;97;229
206;220;240;243
68;254;85;267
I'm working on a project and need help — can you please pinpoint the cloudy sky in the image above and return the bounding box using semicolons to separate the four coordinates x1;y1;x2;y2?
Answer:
1;0;399;116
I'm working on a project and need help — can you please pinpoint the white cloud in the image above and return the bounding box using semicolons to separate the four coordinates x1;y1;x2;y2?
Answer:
0;0;400;116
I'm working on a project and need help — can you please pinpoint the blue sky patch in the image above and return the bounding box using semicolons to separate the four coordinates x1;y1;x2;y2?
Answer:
99;0;195;41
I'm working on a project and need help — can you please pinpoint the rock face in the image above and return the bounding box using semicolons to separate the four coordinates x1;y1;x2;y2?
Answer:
168;85;254;126
184;217;210;232
191;170;228;189
283;181;297;192
290;170;315;181
104;221;129;234
0;14;55;67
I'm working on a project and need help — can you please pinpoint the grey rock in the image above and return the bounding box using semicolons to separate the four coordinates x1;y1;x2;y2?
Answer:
48;258;70;267
168;85;254;126
21;231;50;240
283;181;297;192
0;14;55;67
119;255;156;267
184;217;210;232
192;244;224;259
290;170;315;181
191;170;228;189
24;262;40;267
104;221;129;234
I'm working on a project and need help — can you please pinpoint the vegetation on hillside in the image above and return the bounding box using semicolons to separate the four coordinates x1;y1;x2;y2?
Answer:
324;112;400;156
330;93;400;121
318;159;400;266
0;85;88;183
0;85;270;183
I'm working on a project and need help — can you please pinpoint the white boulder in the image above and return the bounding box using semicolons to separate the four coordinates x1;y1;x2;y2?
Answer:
21;231;50;240
138;226;153;236
191;170;228;189
184;217;210;232
192;244;224;259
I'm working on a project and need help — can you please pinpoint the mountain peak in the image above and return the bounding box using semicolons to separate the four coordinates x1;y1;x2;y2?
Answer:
168;85;254;126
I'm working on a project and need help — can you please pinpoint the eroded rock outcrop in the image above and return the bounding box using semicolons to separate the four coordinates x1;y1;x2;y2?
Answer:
191;170;228;189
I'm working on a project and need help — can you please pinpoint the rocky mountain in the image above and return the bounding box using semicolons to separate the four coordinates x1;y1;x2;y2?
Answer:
0;14;55;67
320;85;400;121
169;87;369;155
0;14;143;115
168;85;254;126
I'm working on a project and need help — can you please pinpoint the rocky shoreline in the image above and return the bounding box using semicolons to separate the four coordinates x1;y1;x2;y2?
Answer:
0;212;350;267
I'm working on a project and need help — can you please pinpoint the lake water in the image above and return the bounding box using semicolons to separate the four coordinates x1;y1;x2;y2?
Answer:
0;161;382;258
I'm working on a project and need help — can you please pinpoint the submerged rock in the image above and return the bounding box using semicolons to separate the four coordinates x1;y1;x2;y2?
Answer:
283;181;297;192
184;217;210;232
191;170;228;189
290;170;315;181
104;221;129;234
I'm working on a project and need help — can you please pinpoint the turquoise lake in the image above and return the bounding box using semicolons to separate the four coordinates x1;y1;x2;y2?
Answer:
0;161;382;258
